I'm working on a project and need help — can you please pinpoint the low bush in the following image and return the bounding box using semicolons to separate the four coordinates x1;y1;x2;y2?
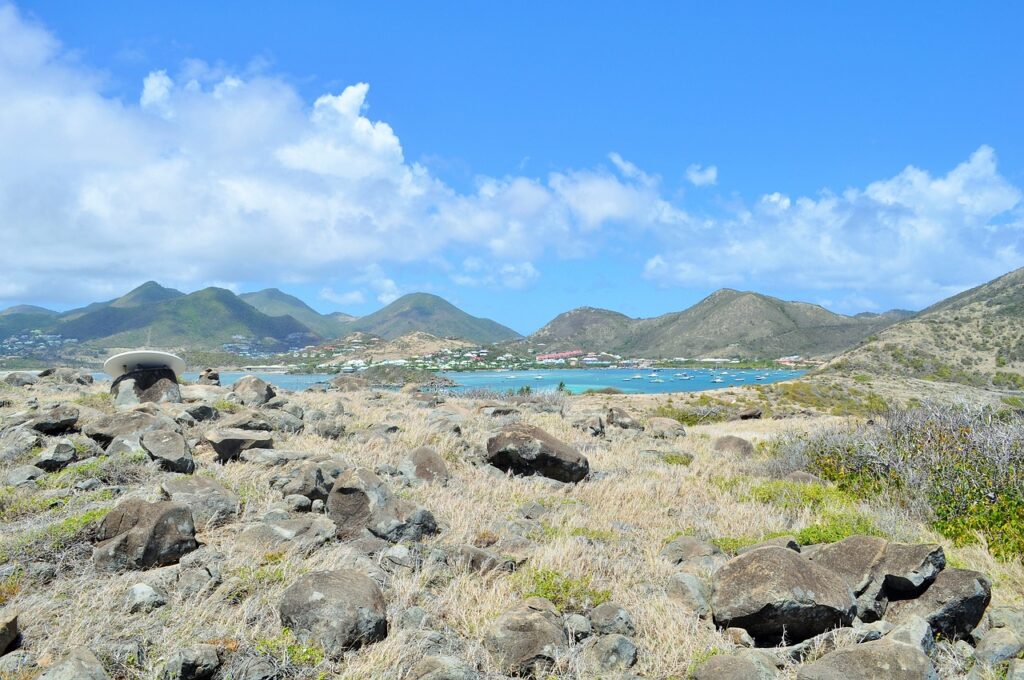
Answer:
513;567;610;612
767;404;1024;559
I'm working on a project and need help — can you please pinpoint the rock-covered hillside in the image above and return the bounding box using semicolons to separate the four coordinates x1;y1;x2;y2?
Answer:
829;267;1024;391
0;368;1019;678
528;290;911;359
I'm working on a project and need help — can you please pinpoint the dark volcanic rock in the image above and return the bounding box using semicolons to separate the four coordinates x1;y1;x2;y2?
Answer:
796;638;936;680
141;429;195;473
111;368;182;405
204;428;273;463
885;568;991;640
485;423;589;483
161;476;239;529
326;467;437;542
29;404;79;435
711;546;856;644
93;499;199;571
278;569;388;653
484;597;568;675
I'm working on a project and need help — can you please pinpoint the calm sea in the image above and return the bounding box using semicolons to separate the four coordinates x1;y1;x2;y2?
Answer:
93;367;804;394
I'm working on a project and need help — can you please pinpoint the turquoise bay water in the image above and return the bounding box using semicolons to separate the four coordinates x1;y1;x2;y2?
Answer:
438;368;804;394
148;368;804;394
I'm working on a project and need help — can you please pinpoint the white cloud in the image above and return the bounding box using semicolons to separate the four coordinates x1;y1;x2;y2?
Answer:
319;287;365;306
646;146;1024;311
452;260;539;289
686;163;718;186
0;5;680;307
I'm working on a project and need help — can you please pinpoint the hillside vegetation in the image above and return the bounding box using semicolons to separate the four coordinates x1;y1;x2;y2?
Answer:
829;267;1024;391
529;289;911;359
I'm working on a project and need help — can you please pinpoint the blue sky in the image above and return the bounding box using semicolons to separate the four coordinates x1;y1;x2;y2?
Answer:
1;2;1022;333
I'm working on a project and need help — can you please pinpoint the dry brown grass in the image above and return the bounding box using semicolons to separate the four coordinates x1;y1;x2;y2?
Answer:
0;382;1020;678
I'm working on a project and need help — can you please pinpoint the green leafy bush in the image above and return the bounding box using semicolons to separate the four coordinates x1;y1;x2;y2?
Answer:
513;567;610;612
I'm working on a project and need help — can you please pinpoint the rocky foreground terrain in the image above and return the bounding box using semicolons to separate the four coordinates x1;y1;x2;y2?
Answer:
0;369;1022;679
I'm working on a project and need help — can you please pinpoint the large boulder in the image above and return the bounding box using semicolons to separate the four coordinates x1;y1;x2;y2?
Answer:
0;426;41;462
92;499;199;571
661;535;726;574
141;430;195;473
278;569;388;653
111;368;181;405
400;446;450;484
3;371;37;387
237;516;335;551
885;568;991;640
326;468;437;542
606;407;642;430
162;644;221;680
161;476;239;529
796;639;937;680
485;423;589;483
204;428;273;463
648;416;686;438
34;439;86;472
484;597;568;675
712;435;755;456
82;411;173;448
29;404;79;435
711;546;856;644
232;376;276;407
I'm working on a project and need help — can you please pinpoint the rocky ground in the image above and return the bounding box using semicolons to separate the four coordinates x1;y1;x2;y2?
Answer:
0;368;1021;679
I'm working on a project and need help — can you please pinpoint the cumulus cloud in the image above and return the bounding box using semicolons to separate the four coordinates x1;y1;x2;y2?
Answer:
451;258;540;289
319;288;365;306
646;146;1023;310
686;163;718;186
0;5;688;306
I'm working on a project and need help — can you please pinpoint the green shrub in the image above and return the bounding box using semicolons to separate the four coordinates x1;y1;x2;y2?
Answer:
254;627;325;667
212;398;242;414
794;512;885;545
747;480;858;511
0;507;110;564
513;567;610;612
662;453;693;466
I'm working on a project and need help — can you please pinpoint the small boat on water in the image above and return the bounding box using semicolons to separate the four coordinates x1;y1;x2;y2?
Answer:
650;378;666;383
533;375;544;380
711;377;724;383
622;377;632;381
632;374;643;379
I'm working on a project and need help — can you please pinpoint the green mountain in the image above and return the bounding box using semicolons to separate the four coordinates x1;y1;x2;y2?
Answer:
57;287;316;349
829;267;1024;390
0;304;58;317
528;289;912;359
60;281;184;321
240;288;351;338
342;293;520;343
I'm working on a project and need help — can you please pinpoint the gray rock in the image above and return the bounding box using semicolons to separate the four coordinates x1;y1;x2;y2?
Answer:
142;430;195;473
486;423;589;483
563;613;592;641
484;597;568;675
885;568;991;640
796;638;937;680
326;467;438;542
162;644;220;680
196;368;220;386
887;614;935;654
0;650;34;674
8;463;44;486
34;439;81;471
236;515;335;551
666;571;710;616
0;426;41;461
583;633;638;672
574;415;605;437
279;569;388;653
38;647;110;680
29;404;79;435
712;435;754;456
455;544;514;574
93;499;199;571
83;411;172;448
279;461;336;502
711;546;856;645
400;446;451;484
606;407;642;430
204;428;273;463
161;476;239;529
231;375;276;407
648;416;686;438
972;624;1023;665
111;368;181;404
691;650;779;680
806;534;889;620
590;602;636;636
3;371;37;387
0;611;17;655
282;493;312;512
407;655;478;680
126;582;167;613
660;535;726;574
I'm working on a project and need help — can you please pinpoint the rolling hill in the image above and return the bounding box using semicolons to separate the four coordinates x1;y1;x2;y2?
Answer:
341;293;521;343
828;267;1024;390
528;289;912;359
240;288;353;338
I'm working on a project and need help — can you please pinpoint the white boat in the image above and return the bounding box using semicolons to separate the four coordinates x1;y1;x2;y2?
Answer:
632;374;643;379
533;375;544;380
622;377;632;381
711;377;724;383
650;378;665;383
